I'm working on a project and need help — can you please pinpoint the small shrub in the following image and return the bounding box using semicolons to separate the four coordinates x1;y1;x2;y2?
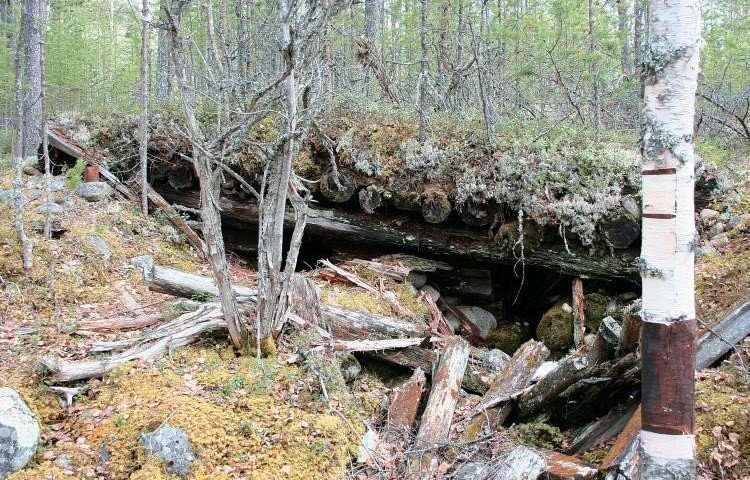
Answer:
66;158;86;190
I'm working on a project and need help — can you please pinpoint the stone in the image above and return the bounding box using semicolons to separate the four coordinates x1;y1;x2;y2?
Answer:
728;213;750;231
27;176;66;192
710;232;731;250
583;293;610;331
74;182;112;202
708;222;725;238
450;305;497;339
140;424;195;478
87;235;111;261
356;427;378;464
54;453;75;474
453;461;489;479
340;354;361;383
35;202;65;216
485;349;512;370
131;255;154;276
407;271;427;289
419;285;440;303
0;388;41;478
25;190;43;202
22;166;42;177
699;208;720;226
697;244;718;258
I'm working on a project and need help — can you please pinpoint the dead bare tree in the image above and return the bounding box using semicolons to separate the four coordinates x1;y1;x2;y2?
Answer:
139;0;151;214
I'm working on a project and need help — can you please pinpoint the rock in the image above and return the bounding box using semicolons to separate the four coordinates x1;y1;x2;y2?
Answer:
35;202;65;216
140;424;195;478
728;213;750;231
27;176;66;192
87;235;111;261
0;191;11;205
159;225;182;245
450;305;497;339
708;222;725;238
22;166;42;177
407;271;427;289
74;182;112;202
453;461;489;479
54;453;75;474
697;244;718;258
486;321;531;354
0;388;41;478
485;349;512;370
536;302;574;353
340;354;361;383
699;208;721;226
25;189;43;202
419;285;440;303
357;427;378;464
131;255;154;276
710;232;731;250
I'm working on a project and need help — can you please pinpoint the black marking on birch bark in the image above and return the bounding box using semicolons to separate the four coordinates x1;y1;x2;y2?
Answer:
635;257;664;278
643;213;676;219
642;168;677;175
641;320;696;435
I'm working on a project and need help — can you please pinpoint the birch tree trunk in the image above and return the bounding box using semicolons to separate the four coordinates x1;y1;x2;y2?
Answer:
139;0;151;214
639;1;701;478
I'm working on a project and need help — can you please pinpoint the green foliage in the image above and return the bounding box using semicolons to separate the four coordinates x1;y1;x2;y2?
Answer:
65;158;86;190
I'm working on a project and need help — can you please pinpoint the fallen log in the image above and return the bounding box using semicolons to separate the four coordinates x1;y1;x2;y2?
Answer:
487;445;546;480
598;407;641;480
76;313;165;333
320;170;357;203
516;355;590;421
567;401;640;455
539;449;598;480
386;367;426;433
408;336;471;476
586;316;622;363
42;304;225;382
96;165;208;261
696;299;750;369
470;340;549;423
157;187;639;280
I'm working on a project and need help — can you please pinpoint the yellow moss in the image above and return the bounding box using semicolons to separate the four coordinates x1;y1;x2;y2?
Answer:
7;464;77;480
72;346;375;480
695;375;750;463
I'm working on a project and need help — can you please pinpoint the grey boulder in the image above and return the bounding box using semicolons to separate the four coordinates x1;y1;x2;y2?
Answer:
74;182;112;202
140;424;195;478
0;388;41;478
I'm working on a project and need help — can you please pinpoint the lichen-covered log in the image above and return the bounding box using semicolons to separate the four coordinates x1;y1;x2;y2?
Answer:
158;187;639;280
421;186;452;224
408;336;470;476
387;367;426;434
516;355;590;420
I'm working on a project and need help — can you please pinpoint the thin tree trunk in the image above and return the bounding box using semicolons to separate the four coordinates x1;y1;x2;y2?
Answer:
638;0;701;477
139;0;151;214
155;3;173;102
321;0;333;113
39;0;50;239
12;8;32;271
617;0;632;77
363;0;381;88
168;2;248;351
20;0;42;158
588;0;601;133
417;0;427;142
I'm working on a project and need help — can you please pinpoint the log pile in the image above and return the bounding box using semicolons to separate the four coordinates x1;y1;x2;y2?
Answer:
38;255;750;480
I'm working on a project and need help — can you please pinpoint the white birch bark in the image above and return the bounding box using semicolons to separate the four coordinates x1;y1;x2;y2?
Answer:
639;1;701;478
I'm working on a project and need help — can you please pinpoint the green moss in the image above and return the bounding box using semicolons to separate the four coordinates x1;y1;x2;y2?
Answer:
583;293;609;331
536;302;574;354
486;322;530;355
512;423;564;450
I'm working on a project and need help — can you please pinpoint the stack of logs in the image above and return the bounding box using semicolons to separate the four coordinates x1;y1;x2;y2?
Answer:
41;256;750;480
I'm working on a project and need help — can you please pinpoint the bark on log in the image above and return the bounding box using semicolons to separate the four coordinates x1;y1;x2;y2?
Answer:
409;336;471;476
516;355;590;420
599;407;641;480
617;311;642;354
387;367;426;434
572;278;585;347
586;316;622;363
568;401;640;455
76;313;165;333
539;449;598;480
157;187;639;280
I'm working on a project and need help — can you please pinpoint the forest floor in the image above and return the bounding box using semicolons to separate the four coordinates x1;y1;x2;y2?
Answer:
0;144;748;479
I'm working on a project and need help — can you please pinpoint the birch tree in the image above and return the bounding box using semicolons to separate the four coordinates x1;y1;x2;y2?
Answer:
638;1;701;478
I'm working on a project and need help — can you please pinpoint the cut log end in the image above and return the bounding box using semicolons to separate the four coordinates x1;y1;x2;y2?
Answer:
358;185;383;214
421;187;452;224
320;170;357;203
